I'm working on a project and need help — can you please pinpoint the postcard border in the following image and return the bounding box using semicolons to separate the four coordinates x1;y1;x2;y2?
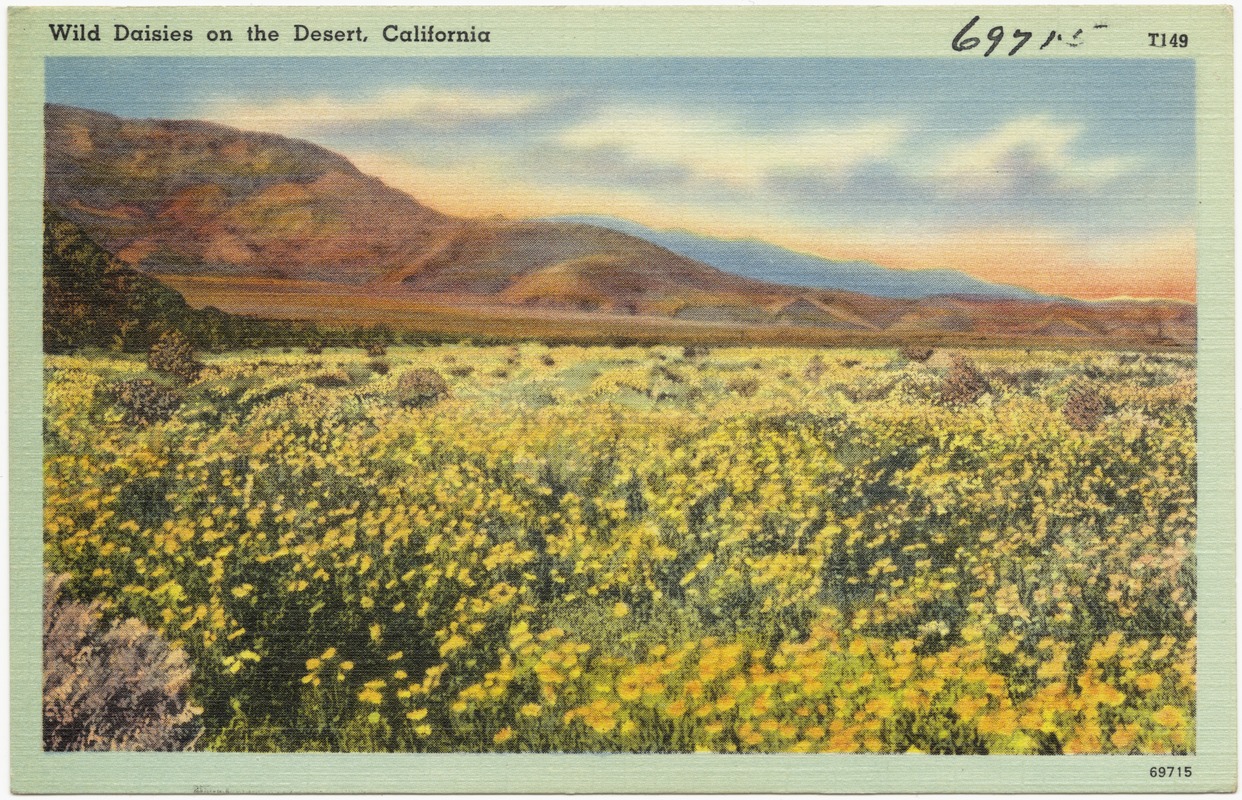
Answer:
9;5;1236;793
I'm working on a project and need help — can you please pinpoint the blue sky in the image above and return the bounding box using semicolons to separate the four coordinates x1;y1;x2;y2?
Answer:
46;57;1196;299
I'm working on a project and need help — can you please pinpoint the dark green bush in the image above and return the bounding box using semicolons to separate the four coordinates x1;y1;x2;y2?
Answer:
309;369;351;388
148;330;201;382
804;355;827;381
727;376;759;397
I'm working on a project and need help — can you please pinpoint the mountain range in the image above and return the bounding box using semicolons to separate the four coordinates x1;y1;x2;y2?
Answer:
44;104;1194;347
545;216;1059;303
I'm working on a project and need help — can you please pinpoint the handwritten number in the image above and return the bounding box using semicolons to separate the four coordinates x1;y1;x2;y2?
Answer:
983;25;1005;56
956;17;1098;55
1009;28;1033;55
952;16;981;51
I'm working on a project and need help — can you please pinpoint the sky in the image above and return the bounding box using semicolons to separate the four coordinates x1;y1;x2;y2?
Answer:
46;57;1196;301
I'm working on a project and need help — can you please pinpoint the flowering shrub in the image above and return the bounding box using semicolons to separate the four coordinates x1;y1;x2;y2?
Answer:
898;346;934;363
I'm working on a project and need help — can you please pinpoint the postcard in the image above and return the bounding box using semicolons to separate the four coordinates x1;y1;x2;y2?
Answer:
8;4;1236;793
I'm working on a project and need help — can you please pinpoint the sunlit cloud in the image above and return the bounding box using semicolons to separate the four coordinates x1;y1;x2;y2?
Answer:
557;106;909;188
930;115;1139;195
204;85;549;135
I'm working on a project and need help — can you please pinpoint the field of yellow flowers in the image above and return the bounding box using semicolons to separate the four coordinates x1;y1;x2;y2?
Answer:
43;343;1196;753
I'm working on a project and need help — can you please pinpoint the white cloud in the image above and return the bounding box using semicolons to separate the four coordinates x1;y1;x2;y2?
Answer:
556;106;907;188
205;86;547;133
931;115;1138;194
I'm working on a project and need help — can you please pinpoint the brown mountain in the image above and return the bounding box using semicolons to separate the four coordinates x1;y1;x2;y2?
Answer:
44;104;778;310
44;104;1195;347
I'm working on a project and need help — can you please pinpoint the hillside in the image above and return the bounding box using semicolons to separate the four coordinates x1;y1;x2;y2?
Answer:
45;104;763;314
43;203;206;352
46;103;455;283
42;205;329;353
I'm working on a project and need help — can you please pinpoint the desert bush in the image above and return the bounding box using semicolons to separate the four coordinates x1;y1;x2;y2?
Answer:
364;341;388;358
899;345;934;363
308;369;351;388
682;345;710;360
1063;385;1108;430
727;376;759;397
1014;368;1047;392
109;379;182;425
147;330;201;382
305;342;324;355
393;368;450;409
653;364;684;384
447;365;475;378
367;360;391;376
541;354;557;367
43;575;200;751
940;356;990;405
804;355;827;381
840;359;861;368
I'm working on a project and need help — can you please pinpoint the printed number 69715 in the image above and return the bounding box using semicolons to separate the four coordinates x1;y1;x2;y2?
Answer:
1150;766;1192;778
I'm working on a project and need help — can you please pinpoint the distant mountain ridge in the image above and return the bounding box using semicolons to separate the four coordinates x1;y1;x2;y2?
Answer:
547;215;1060;303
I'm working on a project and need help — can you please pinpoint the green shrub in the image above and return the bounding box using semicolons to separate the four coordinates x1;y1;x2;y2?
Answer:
727;376;759;397
986;368;1020;389
682;345;710;360
804;355;827;381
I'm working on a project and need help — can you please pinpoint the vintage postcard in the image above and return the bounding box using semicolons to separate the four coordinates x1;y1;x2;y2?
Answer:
8;4;1236;793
